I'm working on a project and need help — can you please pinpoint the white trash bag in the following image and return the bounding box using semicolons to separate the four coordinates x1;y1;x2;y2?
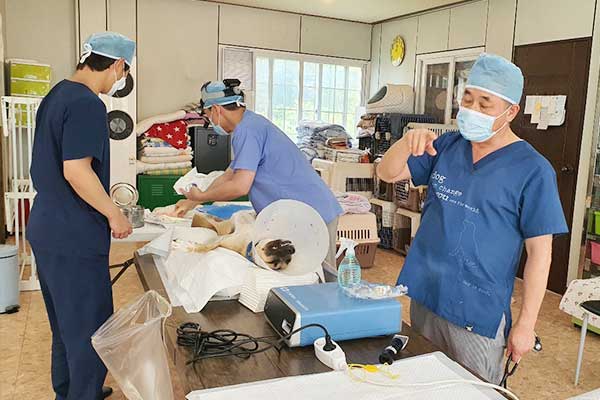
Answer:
92;290;173;400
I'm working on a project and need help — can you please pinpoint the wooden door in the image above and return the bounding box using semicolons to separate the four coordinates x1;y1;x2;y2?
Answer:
513;38;592;294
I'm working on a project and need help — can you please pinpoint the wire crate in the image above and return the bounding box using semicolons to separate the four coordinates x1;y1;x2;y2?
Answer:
370;199;397;249
323;148;368;163
373;114;437;156
373;159;394;201
336;213;379;268
394;180;427;212
403;122;458;137
392;212;412;255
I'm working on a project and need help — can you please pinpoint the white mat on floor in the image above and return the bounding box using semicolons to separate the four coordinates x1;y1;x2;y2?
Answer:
186;352;505;400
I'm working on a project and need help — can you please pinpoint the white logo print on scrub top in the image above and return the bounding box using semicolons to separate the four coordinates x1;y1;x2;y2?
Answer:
450;219;480;270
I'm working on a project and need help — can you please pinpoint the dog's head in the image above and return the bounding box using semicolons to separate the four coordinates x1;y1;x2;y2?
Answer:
254;239;295;271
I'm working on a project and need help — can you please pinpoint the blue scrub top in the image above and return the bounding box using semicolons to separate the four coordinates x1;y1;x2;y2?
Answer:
230;110;342;224
399;132;568;339
28;80;111;257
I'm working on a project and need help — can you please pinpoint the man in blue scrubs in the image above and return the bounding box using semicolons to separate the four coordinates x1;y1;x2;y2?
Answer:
173;80;343;268
27;32;135;399
378;54;568;383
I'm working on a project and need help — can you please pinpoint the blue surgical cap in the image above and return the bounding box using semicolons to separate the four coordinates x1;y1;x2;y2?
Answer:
201;81;245;109
466;53;524;105
80;32;136;67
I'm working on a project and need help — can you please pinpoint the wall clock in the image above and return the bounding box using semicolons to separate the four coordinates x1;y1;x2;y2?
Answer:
390;35;405;67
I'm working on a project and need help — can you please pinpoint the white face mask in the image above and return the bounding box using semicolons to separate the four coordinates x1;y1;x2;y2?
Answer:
107;67;126;97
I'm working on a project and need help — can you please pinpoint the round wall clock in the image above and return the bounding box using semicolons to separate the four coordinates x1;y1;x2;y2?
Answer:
390;35;405;67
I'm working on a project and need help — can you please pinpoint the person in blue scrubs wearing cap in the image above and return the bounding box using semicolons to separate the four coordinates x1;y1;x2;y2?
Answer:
172;79;343;269
378;53;568;383
27;32;136;399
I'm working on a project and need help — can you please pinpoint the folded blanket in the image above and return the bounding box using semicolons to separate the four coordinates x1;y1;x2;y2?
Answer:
145;120;189;149
139;147;192;157
136;109;186;135
140;138;191;149
136;160;192;173
336;192;371;214
144;167;192;176
139;154;193;164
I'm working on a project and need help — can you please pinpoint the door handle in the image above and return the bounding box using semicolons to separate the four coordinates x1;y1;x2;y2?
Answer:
560;165;574;174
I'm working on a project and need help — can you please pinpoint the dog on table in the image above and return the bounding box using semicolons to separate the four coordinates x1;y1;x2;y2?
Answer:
189;211;296;271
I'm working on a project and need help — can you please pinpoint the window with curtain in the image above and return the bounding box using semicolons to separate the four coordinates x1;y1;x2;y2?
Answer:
254;55;365;141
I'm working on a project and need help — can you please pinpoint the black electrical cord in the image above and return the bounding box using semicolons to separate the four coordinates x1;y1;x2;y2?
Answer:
176;322;333;365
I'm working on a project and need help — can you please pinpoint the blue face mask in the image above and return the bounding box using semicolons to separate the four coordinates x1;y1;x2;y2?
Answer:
457;106;511;143
208;109;228;135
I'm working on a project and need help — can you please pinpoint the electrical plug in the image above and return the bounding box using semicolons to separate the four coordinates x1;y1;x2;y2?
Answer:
314;337;346;371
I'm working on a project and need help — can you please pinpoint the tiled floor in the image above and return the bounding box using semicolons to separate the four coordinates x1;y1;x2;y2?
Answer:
1;244;599;399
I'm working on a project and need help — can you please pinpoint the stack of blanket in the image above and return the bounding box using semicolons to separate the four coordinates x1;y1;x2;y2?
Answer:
136;107;209;176
296;120;351;162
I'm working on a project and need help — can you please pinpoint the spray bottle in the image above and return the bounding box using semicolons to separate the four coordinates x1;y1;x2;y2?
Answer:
336;238;361;288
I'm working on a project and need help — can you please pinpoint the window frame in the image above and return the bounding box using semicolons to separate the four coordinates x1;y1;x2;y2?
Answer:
219;45;368;137
415;47;484;124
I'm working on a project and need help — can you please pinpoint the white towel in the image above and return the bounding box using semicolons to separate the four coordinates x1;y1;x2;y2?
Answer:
173;169;225;195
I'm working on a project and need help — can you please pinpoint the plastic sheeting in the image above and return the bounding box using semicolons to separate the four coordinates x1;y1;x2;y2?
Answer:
138;227;252;313
92;291;173;400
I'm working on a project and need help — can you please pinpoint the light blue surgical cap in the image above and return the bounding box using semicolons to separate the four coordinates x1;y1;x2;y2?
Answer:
201;81;245;109
466;53;524;105
80;32;136;66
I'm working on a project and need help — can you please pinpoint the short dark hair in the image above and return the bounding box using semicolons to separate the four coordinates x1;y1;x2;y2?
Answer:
76;53;130;72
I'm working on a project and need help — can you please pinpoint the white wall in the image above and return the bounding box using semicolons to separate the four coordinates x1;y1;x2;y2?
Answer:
377;17;419;89
485;0;516;60
515;0;596;46
369;23;382;97
138;0;219;120
219;4;300;52
416;9;450;54
448;1;487;50
4;0;77;84
301;16;371;60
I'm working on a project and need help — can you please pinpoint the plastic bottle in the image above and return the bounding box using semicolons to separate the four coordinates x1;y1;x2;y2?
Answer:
336;238;361;288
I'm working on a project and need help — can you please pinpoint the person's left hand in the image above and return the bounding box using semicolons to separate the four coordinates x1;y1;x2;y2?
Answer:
181;186;203;202
506;322;535;363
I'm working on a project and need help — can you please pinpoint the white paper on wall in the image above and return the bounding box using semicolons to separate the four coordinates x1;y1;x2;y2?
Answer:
524;95;567;130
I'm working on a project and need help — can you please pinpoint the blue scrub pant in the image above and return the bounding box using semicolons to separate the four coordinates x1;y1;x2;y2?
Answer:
33;248;113;400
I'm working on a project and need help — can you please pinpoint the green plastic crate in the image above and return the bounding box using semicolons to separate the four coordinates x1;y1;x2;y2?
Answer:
137;174;251;211
137;175;184;211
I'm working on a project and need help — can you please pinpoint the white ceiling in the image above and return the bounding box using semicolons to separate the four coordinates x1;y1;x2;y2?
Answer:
208;0;465;24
